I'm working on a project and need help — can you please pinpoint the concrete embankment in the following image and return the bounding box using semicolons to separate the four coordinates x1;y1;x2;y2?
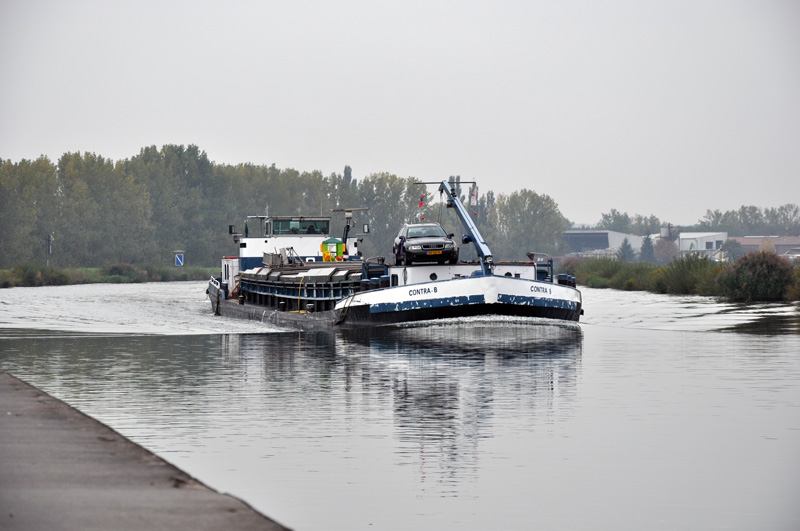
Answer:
0;371;290;531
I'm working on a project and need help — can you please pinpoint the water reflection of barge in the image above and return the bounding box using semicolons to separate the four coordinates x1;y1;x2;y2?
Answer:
208;180;583;330
223;325;582;484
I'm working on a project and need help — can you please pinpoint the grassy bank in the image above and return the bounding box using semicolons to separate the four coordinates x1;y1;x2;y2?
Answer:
559;252;800;302
0;262;217;289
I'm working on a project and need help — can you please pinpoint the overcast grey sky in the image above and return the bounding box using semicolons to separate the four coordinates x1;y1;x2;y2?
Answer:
2;0;798;225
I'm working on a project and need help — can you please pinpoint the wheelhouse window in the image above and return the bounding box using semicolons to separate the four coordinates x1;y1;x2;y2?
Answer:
272;219;330;235
301;220;329;234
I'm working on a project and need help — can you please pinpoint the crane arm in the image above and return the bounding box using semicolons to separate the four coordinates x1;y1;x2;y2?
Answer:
438;180;493;274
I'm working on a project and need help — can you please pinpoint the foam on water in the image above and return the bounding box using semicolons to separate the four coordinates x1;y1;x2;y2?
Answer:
0;281;283;335
0;282;797;336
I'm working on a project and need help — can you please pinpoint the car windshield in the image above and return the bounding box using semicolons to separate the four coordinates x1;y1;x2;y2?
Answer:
407;225;447;239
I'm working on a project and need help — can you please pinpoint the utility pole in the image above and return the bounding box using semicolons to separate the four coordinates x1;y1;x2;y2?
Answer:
45;234;53;267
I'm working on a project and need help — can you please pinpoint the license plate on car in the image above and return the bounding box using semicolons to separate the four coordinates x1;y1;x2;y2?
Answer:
426;250;442;255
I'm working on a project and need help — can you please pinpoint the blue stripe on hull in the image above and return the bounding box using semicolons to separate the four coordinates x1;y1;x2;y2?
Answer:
368;294;577;315
342;301;581;325
497;294;579;311
370;295;485;314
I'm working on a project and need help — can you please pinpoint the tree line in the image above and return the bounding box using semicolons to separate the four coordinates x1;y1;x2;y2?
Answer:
0;146;570;268
594;204;800;237
3;144;797;270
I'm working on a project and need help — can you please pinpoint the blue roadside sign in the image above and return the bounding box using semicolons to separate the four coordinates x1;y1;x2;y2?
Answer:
175;253;184;267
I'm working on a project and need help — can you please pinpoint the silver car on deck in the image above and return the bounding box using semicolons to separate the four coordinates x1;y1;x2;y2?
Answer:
393;223;459;265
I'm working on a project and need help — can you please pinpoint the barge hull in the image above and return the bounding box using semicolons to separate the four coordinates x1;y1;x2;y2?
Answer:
338;301;581;326
209;280;580;330
212;297;338;330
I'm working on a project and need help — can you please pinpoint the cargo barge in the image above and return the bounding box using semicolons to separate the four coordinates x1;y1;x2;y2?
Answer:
208;180;582;330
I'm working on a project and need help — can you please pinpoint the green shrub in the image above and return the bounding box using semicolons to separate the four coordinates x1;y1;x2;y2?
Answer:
40;267;71;286
787;266;800;301
661;255;721;295
585;275;609;289
0;270;14;288
100;263;149;283
572;258;659;292
718;251;794;302
12;262;43;287
5;263;70;287
144;266;168;282
574;257;623;285
649;268;667;293
102;263;137;277
696;266;725;297
607;262;659;291
68;268;102;284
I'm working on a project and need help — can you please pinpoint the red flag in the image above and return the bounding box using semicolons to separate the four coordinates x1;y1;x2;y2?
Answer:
419;193;424;208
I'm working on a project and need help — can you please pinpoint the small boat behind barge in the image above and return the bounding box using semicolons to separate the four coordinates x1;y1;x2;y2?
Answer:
208;180;582;330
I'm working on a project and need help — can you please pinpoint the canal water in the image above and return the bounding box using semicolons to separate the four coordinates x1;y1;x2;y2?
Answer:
1;282;798;530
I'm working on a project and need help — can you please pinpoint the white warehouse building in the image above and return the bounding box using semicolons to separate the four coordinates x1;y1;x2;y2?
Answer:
678;232;727;258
